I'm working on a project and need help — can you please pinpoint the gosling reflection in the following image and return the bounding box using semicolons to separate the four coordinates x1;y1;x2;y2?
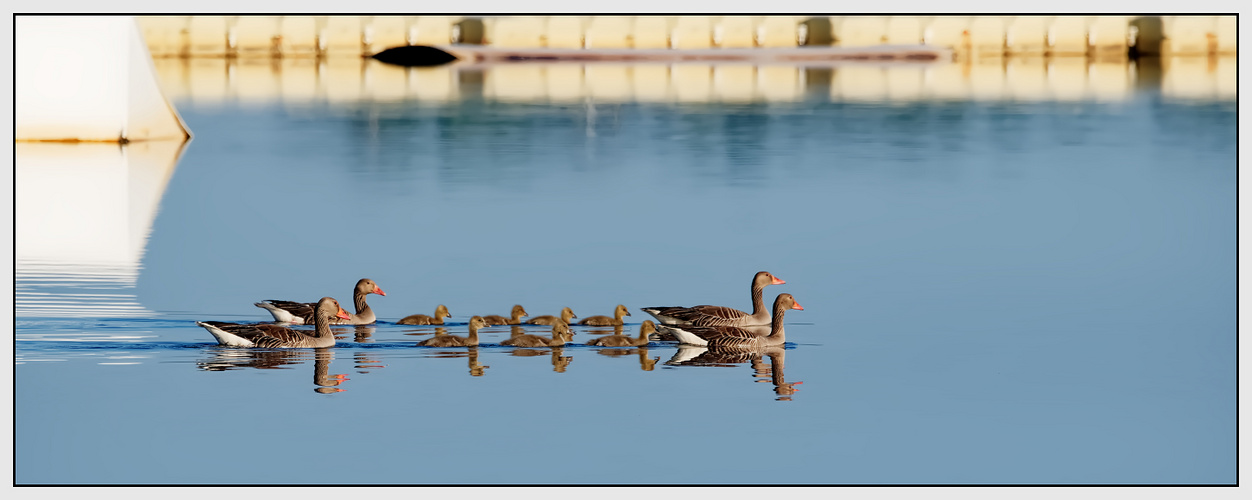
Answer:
418;316;487;347
507;345;574;373
581;324;624;338
665;345;800;401
551;347;572;373
422;347;491;377
587;320;655;347
402;326;448;338
500;322;574;347
593;346;659;371
468;347;489;376
196;347;349;394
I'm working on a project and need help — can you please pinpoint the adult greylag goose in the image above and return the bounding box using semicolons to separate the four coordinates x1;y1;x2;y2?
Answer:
655;293;803;348
418;316;487;347
255;278;386;325
587;320;656;347
641;271;785;327
198;297;351;348
577;304;630;326
397;304;451;325
525;307;577;326
481;304;528;326
501;322;575;348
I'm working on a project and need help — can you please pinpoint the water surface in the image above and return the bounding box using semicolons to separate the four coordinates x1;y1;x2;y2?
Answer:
14;59;1236;485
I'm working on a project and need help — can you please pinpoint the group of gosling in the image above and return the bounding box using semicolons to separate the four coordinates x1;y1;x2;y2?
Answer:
196;271;801;350
396;303;645;348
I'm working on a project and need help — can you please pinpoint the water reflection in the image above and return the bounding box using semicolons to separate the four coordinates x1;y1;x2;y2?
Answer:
353;349;386;373
351;325;376;343
508;346;573;373
150;56;1235;107
402;326;449;337
15;141;186;318
666;345;800;401
593;347;659;371
196;347;349;394
423;347;491;377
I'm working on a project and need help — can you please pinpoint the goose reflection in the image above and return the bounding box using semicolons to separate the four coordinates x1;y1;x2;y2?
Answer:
353;350;385;372
665;345;800;401
195;347;349;394
353;325;376;343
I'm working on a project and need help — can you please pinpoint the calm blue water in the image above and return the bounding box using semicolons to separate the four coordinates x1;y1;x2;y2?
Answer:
15;64;1236;484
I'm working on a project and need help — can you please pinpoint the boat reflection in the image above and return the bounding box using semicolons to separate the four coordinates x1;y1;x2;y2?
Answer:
593;346;659;371
195;347;349;394
666;345;800;401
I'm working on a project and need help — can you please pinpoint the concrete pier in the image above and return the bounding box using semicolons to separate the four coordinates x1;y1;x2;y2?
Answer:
17;17;190;142
137;15;1236;59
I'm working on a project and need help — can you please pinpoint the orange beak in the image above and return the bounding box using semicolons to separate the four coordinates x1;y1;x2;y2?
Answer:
791;301;804;310
374;287;386;296
337;308;351;320
772;276;786;285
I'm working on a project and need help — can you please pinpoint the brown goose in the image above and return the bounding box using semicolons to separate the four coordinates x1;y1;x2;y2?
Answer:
641;271;785;327
501;322;575;348
397;304;451;325
198;297;351;348
418;316;487;347
577;304;631;326
655;293;803;348
481;304;529;326
525;307;577;326
587;320;656;347
255;278;386;325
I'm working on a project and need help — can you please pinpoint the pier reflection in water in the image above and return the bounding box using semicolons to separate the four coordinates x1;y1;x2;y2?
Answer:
15;141;186;318
149;56;1235;106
